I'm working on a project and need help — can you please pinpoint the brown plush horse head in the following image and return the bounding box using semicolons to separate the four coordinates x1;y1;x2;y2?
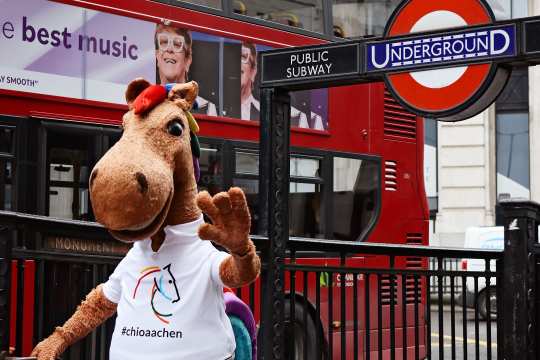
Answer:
89;78;201;244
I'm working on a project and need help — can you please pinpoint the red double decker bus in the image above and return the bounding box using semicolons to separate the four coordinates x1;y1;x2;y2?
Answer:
1;0;429;358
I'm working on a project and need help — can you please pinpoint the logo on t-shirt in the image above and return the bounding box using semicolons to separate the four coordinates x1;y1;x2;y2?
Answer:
132;264;180;324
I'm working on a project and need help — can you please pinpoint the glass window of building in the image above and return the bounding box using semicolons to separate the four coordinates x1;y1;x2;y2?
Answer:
174;0;222;9
486;0;528;20
496;112;530;200
496;68;530;200
332;157;379;241
332;0;400;38
234;0;325;33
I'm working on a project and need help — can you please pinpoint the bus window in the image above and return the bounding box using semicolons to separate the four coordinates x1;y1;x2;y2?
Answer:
235;151;259;175
174;0;222;9
47;132;95;221
0;127;15;154
332;0;400;38
0;160;13;211
289;182;323;238
289;156;323;238
0;127;15;211
233;149;259;232
237;0;325;33
199;143;224;196
332;157;379;241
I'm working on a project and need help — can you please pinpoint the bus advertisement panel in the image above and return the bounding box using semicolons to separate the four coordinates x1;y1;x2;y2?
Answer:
0;0;327;130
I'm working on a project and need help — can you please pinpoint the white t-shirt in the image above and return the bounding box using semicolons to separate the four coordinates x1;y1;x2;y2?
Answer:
103;216;235;360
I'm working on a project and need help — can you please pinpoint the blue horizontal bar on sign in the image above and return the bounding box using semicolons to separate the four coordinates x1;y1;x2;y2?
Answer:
366;23;517;73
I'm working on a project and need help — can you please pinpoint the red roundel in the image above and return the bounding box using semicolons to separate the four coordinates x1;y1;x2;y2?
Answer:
384;0;509;121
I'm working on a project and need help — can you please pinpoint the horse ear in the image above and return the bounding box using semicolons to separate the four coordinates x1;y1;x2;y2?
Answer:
125;78;151;108
168;81;199;111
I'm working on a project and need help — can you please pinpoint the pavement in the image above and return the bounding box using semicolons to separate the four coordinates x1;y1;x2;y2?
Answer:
429;305;497;360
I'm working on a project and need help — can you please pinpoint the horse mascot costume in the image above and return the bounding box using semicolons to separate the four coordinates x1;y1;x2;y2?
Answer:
31;79;260;360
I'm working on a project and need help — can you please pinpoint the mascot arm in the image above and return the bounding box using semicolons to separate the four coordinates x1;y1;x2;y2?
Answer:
31;284;117;360
197;187;261;288
219;240;261;288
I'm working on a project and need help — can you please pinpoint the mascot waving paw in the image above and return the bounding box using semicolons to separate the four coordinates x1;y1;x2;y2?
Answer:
31;79;260;360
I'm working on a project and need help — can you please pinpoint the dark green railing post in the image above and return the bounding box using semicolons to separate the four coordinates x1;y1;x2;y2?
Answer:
500;200;540;359
259;87;290;360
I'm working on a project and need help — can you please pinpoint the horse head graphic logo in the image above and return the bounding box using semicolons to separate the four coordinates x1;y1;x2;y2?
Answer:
133;264;180;324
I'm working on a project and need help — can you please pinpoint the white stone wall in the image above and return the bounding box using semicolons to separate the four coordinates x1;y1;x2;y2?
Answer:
434;109;496;247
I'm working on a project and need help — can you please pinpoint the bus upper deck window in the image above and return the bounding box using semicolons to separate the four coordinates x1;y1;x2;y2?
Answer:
175;0;222;10
239;0;324;33
332;0;400;39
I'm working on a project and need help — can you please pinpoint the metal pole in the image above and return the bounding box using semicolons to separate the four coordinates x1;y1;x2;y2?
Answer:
259;87;290;360
500;200;540;359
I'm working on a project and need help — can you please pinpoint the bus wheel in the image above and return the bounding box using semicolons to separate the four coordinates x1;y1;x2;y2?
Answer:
284;301;321;360
477;286;497;320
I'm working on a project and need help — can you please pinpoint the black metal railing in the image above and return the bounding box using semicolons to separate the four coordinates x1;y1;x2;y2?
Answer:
277;237;502;360
1;199;540;359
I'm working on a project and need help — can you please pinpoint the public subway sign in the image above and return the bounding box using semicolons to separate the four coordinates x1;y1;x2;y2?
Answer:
366;24;516;73
260;43;360;88
260;0;540;122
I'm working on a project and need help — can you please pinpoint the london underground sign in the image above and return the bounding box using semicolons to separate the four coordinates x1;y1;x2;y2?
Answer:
260;0;540;122
372;0;513;120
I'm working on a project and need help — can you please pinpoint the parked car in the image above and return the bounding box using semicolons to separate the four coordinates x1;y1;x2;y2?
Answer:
460;226;504;320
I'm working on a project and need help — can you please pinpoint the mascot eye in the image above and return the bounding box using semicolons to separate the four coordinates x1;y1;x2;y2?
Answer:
167;120;184;137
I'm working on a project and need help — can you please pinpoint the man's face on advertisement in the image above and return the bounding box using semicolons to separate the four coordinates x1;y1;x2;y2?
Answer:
156;30;190;83
241;45;256;92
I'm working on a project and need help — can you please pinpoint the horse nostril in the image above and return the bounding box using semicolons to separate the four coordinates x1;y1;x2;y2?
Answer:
135;172;149;195
89;169;98;188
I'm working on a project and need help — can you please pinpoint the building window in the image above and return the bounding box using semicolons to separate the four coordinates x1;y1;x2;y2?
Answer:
496;68;529;201
235;0;325;33
332;0;400;38
486;0;528;20
331;156;379;241
496;112;530;200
